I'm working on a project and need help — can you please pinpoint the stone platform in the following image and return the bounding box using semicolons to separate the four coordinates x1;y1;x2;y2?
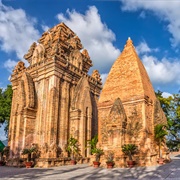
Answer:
0;154;180;179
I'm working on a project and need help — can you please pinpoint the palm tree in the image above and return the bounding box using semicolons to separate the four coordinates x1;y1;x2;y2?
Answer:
121;144;138;161
67;137;80;160
87;135;104;161
154;124;168;158
87;135;98;154
22;146;37;162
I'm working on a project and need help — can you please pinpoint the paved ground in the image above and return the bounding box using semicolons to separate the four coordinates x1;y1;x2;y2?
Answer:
1;155;180;180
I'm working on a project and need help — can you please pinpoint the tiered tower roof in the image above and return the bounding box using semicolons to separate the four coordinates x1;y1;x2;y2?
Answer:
99;37;156;104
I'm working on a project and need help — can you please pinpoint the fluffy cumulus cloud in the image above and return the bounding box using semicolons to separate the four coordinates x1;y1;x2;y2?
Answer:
101;73;108;85
41;25;50;32
120;0;180;47
162;92;172;98
136;41;159;55
56;6;120;73
142;55;180;85
135;40;180;93
136;41;152;55
4;59;17;72
0;1;40;70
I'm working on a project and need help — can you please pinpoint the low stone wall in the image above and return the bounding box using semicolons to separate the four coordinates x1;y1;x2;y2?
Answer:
90;152;171;168
6;158;25;167
5;157;90;168
36;157;90;168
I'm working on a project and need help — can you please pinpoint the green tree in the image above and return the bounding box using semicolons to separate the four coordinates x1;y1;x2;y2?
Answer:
156;91;180;151
22;146;37;162
0;85;13;136
66;137;80;160
121;144;138;161
154;124;168;158
87;134;98;154
87;135;104;162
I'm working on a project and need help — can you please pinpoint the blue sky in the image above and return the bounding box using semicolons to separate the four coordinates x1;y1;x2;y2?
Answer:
0;0;180;139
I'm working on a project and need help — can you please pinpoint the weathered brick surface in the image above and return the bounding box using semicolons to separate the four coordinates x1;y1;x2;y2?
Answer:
8;23;102;167
98;38;168;167
8;25;167;168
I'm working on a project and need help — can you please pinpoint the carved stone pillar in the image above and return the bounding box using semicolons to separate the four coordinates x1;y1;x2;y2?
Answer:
14;113;22;156
70;109;81;139
9;116;16;158
46;76;60;158
59;80;70;156
87;108;92;157
22;108;36;149
8;88;17;158
36;78;48;145
10;80;26;157
91;94;98;137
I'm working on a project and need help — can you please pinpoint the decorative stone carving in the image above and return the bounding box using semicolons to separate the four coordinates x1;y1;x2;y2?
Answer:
69;50;83;70
48;142;58;158
67;35;82;50
23;42;37;63
21;72;35;108
101;98;127;146
143;138;156;154
43;32;52;46
126;107;143;141
70;77;93;157
40;143;48;158
13;61;26;74
98;37;168;167
82;49;90;59
32;44;45;65
8;22;102;167
92;70;102;82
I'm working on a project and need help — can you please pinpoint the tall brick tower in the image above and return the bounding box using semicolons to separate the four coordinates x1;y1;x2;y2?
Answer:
8;23;102;167
98;38;168;167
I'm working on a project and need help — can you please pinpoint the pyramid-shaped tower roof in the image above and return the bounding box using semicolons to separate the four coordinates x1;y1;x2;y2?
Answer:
99;38;156;104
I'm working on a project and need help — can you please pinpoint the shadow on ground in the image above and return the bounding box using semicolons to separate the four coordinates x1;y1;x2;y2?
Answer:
0;165;88;179
0;156;180;180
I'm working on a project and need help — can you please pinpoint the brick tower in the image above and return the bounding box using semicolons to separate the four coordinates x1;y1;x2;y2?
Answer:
98;38;168;167
8;23;102;167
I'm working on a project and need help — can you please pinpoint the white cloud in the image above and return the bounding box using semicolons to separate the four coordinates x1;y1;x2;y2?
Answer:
135;40;178;93
56;6;120;73
0;1;40;59
142;55;180;85
41;25;50;32
139;11;146;19
162;92;172;98
136;41;159;55
136;41;151;55
120;0;180;47
4;59;17;72
101;73;108;85
0;82;5;91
